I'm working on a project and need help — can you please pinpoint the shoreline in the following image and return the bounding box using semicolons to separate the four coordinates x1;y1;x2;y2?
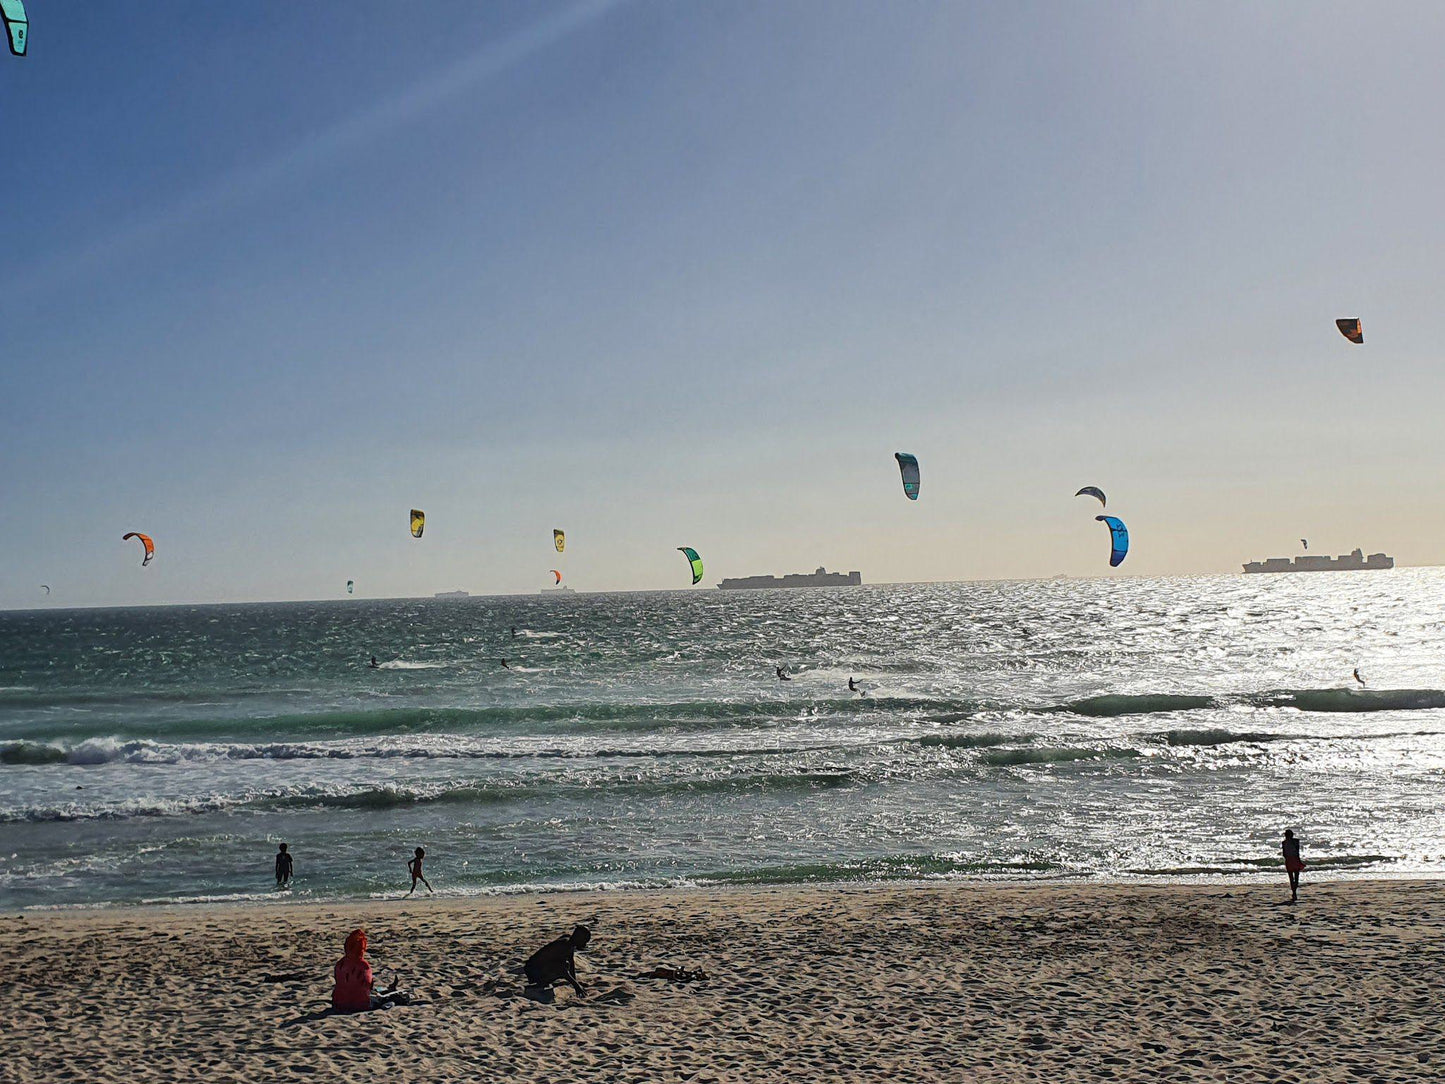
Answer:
3;878;1440;1082
8;865;1443;918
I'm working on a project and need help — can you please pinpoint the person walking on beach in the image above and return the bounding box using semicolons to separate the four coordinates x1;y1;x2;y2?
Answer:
1282;829;1305;902
274;842;293;889
406;847;433;896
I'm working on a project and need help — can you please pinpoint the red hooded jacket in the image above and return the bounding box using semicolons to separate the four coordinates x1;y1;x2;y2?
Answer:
332;929;374;1011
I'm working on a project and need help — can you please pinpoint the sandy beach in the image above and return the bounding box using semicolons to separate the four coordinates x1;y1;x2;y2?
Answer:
1;878;1440;1083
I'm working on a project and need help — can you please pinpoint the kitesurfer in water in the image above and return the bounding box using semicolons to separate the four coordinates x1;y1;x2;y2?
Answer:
501;658;510;669
369;656;380;669
848;677;859;694
1282;829;1305;902
511;626;518;638
776;667;791;681
1353;668;1366;687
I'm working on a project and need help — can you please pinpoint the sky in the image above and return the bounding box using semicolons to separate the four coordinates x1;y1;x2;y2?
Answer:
4;0;1445;607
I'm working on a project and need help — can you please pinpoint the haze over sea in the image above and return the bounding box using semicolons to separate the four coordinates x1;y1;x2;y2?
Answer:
3;570;1443;910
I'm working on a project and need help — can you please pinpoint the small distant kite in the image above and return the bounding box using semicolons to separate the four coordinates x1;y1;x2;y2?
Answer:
1336;318;1363;344
2;0;28;57
678;547;704;585
550;569;563;585
1095;516;1129;567
894;453;920;501
1300;539;1308;551
410;509;425;539
347;580;355;594
1075;486;1107;508
122;532;155;567
553;529;565;553
40;584;50;595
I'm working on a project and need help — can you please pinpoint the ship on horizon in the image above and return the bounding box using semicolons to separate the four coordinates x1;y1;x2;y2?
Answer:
717;566;863;590
1242;548;1394;574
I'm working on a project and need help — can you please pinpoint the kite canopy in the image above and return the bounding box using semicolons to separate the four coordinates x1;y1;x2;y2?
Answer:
553;529;565;553
346;580;355;594
1075;486;1106;507
894;453;920;500
40;584;49;595
1300;539;1308;551
1095;516;1129;567
677;547;704;585
550;569;563;585
122;532;155;567
1336;318;1363;344
410;509;425;538
1;0;27;57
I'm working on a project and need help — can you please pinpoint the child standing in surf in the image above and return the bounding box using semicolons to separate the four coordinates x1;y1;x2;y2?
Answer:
406;847;433;896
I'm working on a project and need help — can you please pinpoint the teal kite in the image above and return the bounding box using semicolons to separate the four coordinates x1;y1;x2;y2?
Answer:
678;547;704;585
1;0;27;57
1096;515;1129;567
894;453;920;500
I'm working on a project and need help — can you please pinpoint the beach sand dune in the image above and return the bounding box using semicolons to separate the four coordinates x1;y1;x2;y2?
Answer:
1;880;1440;1083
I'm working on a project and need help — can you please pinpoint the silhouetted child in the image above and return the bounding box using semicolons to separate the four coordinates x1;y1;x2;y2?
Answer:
275;842;293;888
406;847;433;896
524;925;591;997
1282;829;1305;902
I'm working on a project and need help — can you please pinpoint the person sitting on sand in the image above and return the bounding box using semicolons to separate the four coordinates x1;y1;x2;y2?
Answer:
275;842;293;889
406;847;433;896
332;929;408;1011
524;925;591;997
1282;829;1305;902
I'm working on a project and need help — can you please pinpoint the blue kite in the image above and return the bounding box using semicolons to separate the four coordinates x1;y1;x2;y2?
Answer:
1095;515;1129;567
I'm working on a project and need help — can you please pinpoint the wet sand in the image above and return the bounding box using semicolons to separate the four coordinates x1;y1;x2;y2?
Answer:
1;879;1439;1083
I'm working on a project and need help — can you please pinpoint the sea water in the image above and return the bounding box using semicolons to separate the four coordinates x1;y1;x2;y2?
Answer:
2;571;1443;909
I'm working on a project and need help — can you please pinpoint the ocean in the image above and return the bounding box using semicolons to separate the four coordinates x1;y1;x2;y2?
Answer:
2;571;1443;909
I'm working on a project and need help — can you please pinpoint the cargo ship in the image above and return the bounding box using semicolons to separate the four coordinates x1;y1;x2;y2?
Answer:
1242;548;1394;574
433;590;470;598
717;567;863;590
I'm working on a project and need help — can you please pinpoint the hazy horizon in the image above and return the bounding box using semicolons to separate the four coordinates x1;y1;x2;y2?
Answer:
6;1;1445;608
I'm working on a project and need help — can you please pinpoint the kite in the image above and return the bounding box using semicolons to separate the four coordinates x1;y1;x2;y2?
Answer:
1075;486;1106;507
122;532;155;567
40;584;50;595
1300;539;1308;551
410;509;425;539
678;547;704;585
1336;318;1363;344
1095;516;1129;567
550;569;563;585
347;580;355;594
1;0;27;57
894;453;920;500
553;529;565;553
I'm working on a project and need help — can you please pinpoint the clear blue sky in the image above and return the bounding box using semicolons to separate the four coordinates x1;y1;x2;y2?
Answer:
4;1;1445;606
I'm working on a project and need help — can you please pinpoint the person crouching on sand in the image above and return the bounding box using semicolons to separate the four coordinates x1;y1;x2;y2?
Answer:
406;847;433;896
524;925;591;998
1282;829;1305;902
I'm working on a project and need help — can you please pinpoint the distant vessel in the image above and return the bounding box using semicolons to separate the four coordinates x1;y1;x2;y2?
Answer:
433;590;470;598
1242;548;1394;574
717;567;863;590
540;586;576;595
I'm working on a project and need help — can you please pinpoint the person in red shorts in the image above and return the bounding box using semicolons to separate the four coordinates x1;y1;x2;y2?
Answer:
1282;829;1306;903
